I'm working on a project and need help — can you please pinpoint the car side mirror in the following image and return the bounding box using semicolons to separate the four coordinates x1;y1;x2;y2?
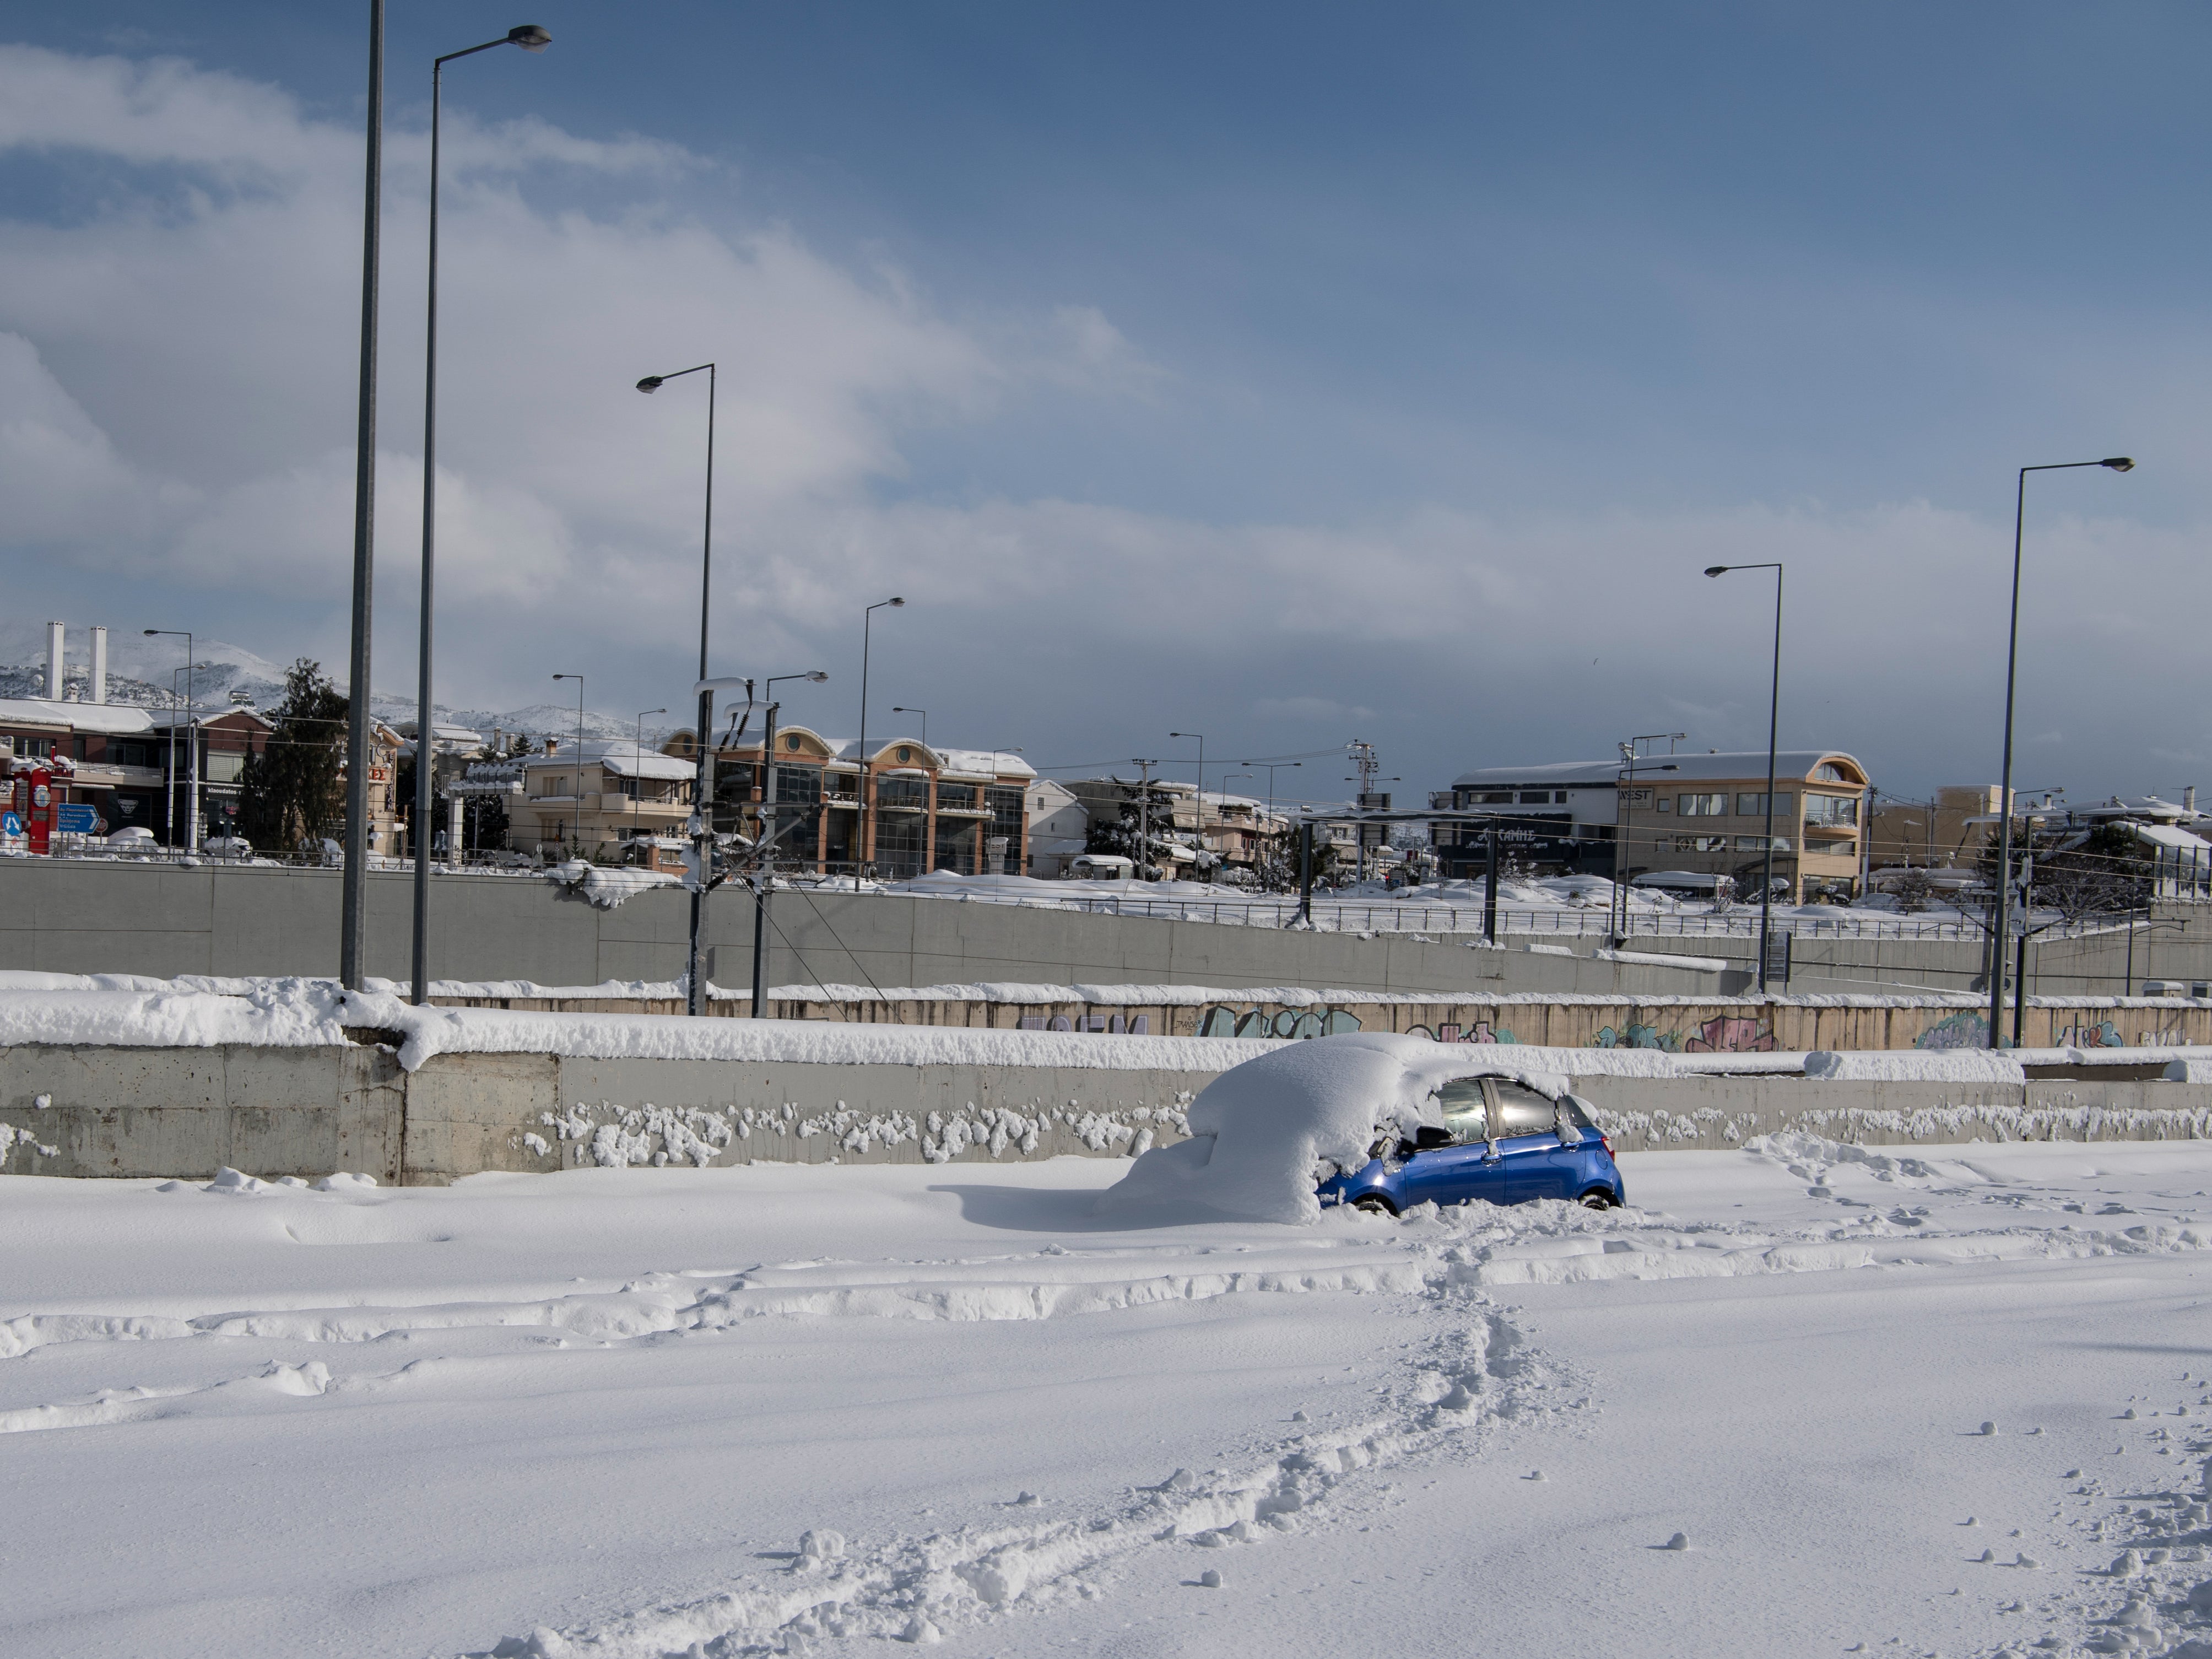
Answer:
1411;1125;1453;1152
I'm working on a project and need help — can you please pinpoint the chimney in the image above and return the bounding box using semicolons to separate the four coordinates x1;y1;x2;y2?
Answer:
45;622;64;702
90;626;107;704
2188;787;2198;813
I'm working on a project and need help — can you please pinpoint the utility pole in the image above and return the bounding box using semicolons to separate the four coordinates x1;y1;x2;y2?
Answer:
1131;759;1160;881
1485;823;1500;944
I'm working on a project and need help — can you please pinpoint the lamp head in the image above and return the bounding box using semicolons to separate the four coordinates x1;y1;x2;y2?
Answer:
2101;457;2135;472
635;376;663;393
806;671;829;683
890;596;905;608
1703;565;1729;577
508;24;551;51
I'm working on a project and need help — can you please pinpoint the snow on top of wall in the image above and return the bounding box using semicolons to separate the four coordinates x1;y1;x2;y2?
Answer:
1593;948;1734;973
1804;1049;2026;1084
544;862;681;908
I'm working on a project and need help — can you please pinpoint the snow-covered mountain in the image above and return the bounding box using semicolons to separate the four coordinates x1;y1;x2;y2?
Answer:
0;627;678;749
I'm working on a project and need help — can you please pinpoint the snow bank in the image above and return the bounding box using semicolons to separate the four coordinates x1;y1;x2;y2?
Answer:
1096;1034;1572;1225
1804;1050;2025;1084
543;861;679;909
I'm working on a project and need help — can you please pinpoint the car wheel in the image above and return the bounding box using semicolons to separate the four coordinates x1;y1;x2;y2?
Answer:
1577;1190;1616;1211
1353;1194;1398;1217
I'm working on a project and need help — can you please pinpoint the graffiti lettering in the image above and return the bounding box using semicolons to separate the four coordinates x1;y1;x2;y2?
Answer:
1683;1015;1776;1054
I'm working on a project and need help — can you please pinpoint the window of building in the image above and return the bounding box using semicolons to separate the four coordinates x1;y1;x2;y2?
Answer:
12;736;55;759
1734;835;1791;852
986;786;1024;873
1518;790;1550;804
110;741;154;769
933;814;977;874
783;733;802;752
1678;793;1726;816
878;775;928;809
894;745;913;763
767;765;823;863
1734;792;1794;818
205;751;245;783
874;812;924;878
1804;794;1859;826
1477;790;1513;804
1555;791;1569;803
1655;796;1671;812
935;782;978;811
1813;763;1848;782
1675;835;1727;852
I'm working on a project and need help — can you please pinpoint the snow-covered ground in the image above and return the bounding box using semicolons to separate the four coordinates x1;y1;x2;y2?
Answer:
7;1139;2212;1658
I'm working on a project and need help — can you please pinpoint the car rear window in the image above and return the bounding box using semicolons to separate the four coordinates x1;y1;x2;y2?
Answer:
1491;1078;1557;1134
1559;1097;1596;1130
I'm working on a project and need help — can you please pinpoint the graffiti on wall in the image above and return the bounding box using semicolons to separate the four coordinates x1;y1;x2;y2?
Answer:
1682;1015;1777;1053
1592;1022;1683;1052
1914;1010;1989;1051
1405;1020;1519;1045
2052;1020;2125;1049
1196;1007;1366;1040
1018;1013;1153;1034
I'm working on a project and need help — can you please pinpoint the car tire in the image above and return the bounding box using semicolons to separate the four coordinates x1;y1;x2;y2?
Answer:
1352;1194;1398;1217
1577;1190;1616;1211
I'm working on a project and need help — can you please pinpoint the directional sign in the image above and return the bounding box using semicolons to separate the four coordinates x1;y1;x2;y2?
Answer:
1;813;20;838
56;804;98;834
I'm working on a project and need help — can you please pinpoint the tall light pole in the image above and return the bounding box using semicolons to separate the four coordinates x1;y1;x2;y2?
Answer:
1985;457;2134;1047
551;673;585;854
750;670;829;1018
144;630;194;851
635;360;720;1001
1705;563;1784;990
631;707;666;851
342;0;386;992
1611;751;1678;942
1170;731;1204;873
856;596;904;884
890;706;927;744
410;22;550;1010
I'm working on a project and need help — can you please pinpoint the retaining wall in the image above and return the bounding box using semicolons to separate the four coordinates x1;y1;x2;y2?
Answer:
8;1039;2212;1186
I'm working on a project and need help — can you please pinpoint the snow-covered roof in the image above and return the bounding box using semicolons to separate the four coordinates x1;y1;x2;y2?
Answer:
934;747;1036;780
596;745;695;782
2126;822;2212;855
1451;751;1868;790
0;698;156;734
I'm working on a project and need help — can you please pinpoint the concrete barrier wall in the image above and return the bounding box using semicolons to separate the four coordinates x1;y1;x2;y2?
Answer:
8;1039;2212;1185
0;859;1743;998
440;989;2212;1055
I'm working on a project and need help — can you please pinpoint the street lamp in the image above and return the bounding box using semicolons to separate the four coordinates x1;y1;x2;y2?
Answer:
855;596;904;885
1987;457;2134;1047
410;21;551;1007
749;670;830;1019
1704;563;1784;990
144;629;196;852
1611;753;1678;941
1170;731;1204;872
1237;759;1302;890
631;707;666;850
342;0;387;992
635;359;720;1004
551;673;585;853
890;706;927;743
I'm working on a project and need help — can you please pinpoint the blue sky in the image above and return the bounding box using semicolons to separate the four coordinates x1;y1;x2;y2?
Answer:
0;3;2205;806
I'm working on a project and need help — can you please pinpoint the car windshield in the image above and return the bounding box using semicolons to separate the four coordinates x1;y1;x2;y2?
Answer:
1432;1078;1489;1144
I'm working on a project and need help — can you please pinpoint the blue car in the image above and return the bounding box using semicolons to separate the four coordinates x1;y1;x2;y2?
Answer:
1318;1072;1625;1215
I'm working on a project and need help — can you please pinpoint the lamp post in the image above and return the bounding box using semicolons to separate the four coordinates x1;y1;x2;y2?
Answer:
551;674;585;853
749;670;829;1019
1610;754;1679;939
144;630;195;852
1986;458;2135;1047
410;22;550;1009
856;597;904;885
631;707;666;850
890;706;927;744
1170;731;1204;874
1704;563;1784;990
1238;759;1301;890
635;361;720;1004
342;0;387;992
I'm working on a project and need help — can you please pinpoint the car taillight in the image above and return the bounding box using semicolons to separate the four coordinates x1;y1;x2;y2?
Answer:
1600;1134;1615;1157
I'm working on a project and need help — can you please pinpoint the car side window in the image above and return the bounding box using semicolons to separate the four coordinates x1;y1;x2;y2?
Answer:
1432;1078;1489;1145
1489;1079;1558;1137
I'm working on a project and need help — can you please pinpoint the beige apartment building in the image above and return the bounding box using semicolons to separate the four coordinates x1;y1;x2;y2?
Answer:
512;742;695;864
1865;785;2004;869
1440;749;1872;902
